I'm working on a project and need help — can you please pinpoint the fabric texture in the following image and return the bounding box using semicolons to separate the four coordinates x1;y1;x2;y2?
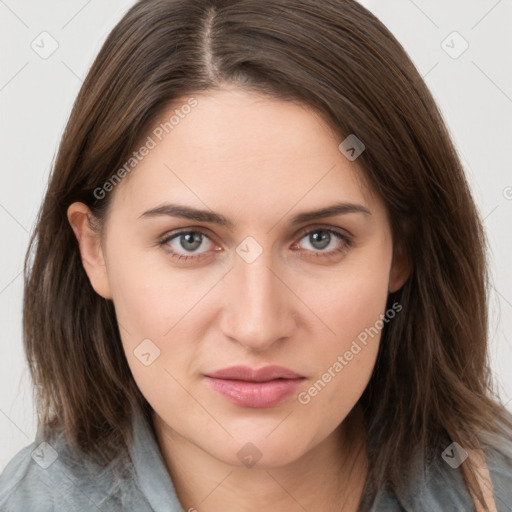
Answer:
1;407;512;511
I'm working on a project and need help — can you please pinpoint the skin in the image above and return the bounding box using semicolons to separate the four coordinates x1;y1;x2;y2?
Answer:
68;87;409;511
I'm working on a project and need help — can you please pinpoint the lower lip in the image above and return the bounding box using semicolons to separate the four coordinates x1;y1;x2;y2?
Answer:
203;376;305;408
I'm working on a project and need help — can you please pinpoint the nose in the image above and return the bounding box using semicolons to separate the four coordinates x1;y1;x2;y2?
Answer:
219;250;296;352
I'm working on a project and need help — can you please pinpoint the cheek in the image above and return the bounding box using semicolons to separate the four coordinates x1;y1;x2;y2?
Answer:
105;231;209;337
299;239;392;348
294;241;392;404
104;238;219;399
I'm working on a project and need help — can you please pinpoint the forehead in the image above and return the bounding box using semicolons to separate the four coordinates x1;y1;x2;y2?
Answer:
109;88;382;223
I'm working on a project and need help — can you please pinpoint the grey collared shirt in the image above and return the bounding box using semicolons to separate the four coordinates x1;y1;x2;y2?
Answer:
0;410;185;512
1;408;512;511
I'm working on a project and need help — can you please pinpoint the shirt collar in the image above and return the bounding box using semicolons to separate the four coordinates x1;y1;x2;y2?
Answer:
128;407;186;512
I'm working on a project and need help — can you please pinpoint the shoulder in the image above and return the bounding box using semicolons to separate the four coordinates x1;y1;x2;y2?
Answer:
414;426;512;512
481;420;512;509
368;423;512;512
0;438;55;511
0;427;153;512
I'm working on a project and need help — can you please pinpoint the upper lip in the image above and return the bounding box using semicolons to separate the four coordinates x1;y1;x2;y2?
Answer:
204;365;305;382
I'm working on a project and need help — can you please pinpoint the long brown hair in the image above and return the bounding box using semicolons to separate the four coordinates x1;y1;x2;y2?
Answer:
23;0;512;508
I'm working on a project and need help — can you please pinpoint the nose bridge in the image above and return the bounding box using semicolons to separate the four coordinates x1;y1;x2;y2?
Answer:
221;245;293;350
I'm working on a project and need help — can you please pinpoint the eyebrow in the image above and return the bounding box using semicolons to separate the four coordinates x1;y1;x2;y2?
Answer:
138;201;372;230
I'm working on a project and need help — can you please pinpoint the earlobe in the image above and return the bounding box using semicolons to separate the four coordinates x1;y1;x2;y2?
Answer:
67;202;112;299
388;244;411;294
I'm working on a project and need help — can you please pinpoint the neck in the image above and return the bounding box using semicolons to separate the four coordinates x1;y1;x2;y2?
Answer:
152;404;368;512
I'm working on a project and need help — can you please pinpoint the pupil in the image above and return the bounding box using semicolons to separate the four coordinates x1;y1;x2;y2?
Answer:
311;231;330;250
181;232;202;251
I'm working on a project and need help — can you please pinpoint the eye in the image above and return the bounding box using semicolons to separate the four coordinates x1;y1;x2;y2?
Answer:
292;227;352;258
158;230;217;261
158;226;353;262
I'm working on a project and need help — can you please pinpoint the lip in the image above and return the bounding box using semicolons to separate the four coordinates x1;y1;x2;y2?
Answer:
203;365;306;408
205;364;304;381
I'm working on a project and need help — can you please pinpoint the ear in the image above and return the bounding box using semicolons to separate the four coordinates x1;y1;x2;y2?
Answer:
389;241;411;294
67;202;112;299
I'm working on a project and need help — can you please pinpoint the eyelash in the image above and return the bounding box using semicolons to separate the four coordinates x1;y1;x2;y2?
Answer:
157;226;353;262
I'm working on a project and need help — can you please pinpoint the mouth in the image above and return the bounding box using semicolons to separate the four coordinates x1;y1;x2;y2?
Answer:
204;364;305;382
203;365;306;408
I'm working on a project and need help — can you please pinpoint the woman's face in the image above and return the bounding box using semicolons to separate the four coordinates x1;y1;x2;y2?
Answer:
70;87;407;468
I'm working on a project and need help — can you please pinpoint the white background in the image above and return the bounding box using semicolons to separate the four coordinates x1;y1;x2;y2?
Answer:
1;0;511;471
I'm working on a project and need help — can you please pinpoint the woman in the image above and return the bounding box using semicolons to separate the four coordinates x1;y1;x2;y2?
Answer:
1;0;511;510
